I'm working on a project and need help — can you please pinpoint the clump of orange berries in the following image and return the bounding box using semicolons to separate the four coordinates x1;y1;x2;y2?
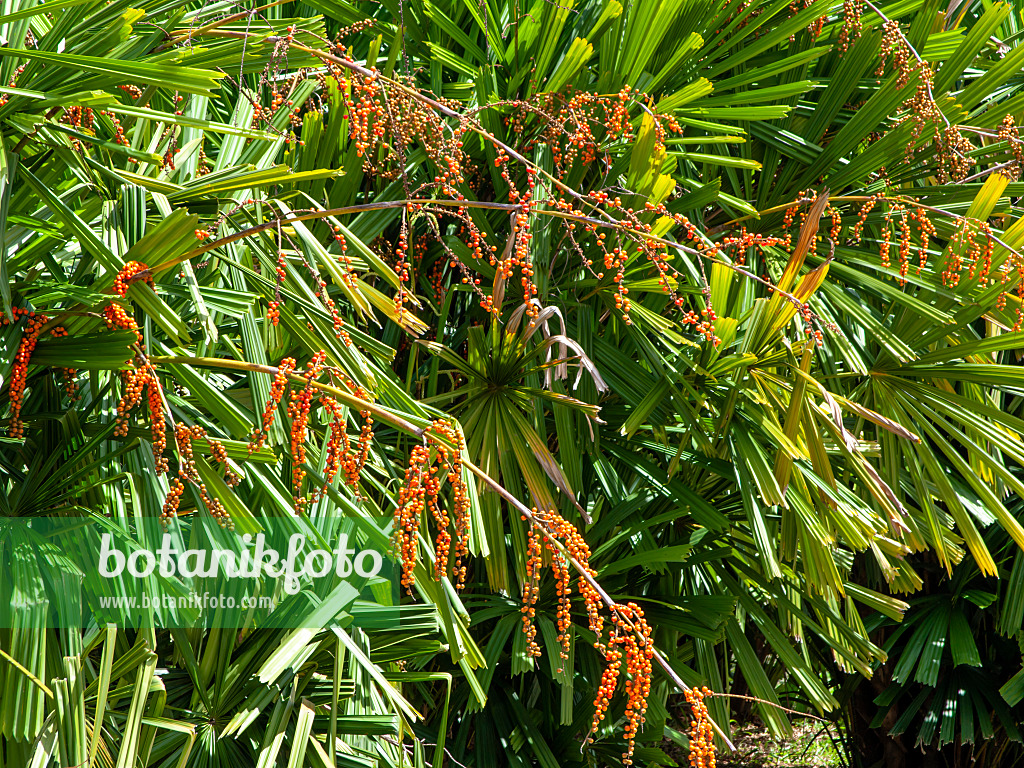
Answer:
317;388;374;501
587;602;654;765
101;262;170;471
287;351;327;511
2;307;47;439
998;115;1024;181
248;355;379;511
837;0;864;53
684;686;717;768
51;332;79;402
392;419;472;593
250;357;296;454
2;311;79;439
514;506;658;764
160;424;233;527
394;440;430;592
848;194;1012;302
515;85;679;173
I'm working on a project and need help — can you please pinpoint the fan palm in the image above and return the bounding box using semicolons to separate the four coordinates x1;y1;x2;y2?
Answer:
2;1;1024;767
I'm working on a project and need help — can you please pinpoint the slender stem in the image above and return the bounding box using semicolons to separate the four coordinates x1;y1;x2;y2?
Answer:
862;0;950;129
149;355;427;437
958;125;1020;143
148;199;523;274
714;193;1024;265
178;0;292;41
903;199;1024;259
958;160;1018;185
163;26;651;238
710;692;826;722
151;197;814;315
460;456;737;752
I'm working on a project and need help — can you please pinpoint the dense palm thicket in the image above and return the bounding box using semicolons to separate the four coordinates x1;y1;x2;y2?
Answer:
3;0;1024;766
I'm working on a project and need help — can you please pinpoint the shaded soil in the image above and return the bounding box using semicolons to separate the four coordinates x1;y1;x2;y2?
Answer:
666;720;847;768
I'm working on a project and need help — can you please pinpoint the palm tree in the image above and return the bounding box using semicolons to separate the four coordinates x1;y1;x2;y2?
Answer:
2;0;1024;766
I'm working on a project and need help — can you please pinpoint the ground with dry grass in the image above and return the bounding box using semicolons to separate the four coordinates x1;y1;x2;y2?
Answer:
661;720;848;768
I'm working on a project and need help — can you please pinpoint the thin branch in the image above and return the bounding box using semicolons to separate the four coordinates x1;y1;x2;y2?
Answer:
460;455;737;752
707;692;827;722
713;193;1024;266
958;160;1018;185
149;355;427;437
150;198;817;319
863;0;950;129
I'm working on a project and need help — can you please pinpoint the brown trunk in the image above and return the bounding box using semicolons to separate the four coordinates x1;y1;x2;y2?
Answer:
847;666;907;768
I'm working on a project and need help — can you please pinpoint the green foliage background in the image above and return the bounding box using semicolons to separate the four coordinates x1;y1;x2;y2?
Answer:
3;0;1024;766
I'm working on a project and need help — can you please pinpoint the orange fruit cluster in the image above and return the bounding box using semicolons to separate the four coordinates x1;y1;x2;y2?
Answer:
108;261;151;329
591;641;621;734
287;351;327;511
147;367;169;473
161;424;232;527
247;354;379;511
392;419;472;593
350;399;374;487
103;263;169;470
436;421;472;591
850;192;883;244
331;226;356;282
515;85;679;173
48;326;79;402
285;49;706;325
249;357;296;454
394;440;430;593
521;528;545;657
319;397;355;496
515;507;658;763
268;250;288;326
871;19;976;182
103;110;132;155
792;191;1024;333
837;0;864;53
341;70;386;157
393;220;412;319
2;307;47;439
551;190;725;336
489;158;541;316
161;477;185;521
854;195;996;289
999;115;1024;181
615;603;654;765
947;217;994;289
520;507;605;649
584;601;655;764
520;523;574;667
316;381;374;502
310;268;351;346
684;686;717;768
